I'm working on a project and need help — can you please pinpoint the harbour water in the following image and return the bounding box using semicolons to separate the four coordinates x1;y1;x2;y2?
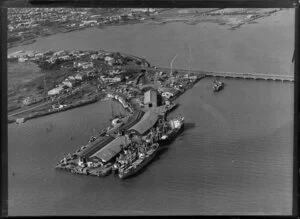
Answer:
8;9;294;215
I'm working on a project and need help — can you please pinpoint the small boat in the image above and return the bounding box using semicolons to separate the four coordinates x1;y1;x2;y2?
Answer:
213;80;224;92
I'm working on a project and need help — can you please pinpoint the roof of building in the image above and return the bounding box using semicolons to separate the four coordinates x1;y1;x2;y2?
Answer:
144;90;157;105
90;135;131;162
77;136;115;158
129;110;159;135
162;87;180;95
47;87;64;95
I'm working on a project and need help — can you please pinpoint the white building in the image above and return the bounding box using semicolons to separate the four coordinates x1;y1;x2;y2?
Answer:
34;52;44;58
18;57;28;62
105;56;115;66
75;73;87;81
62;80;76;88
53;50;66;57
48;86;64;96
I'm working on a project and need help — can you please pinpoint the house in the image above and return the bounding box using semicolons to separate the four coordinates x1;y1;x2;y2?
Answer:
100;76;121;83
62;79;76;88
75;72;88;81
18;57;28;62
46;57;57;64
60;55;72;61
73;61;93;69
91;54;99;59
105;56;115;66
82;62;93;69
47;86;64;96
53;50;66;56
34;52;44;58
68;76;75;80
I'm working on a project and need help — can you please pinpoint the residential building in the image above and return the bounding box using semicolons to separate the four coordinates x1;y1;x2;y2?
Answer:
75;72;88;81
48;86;64;96
105;56;115;66
62;79;76;88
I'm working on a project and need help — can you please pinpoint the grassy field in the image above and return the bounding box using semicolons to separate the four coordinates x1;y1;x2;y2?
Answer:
7;61;77;112
7;62;45;111
146;8;284;29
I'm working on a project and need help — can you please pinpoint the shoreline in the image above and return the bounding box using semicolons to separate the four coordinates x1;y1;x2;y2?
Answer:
8;50;205;124
7;8;285;50
8;20;145;50
9;95;101;124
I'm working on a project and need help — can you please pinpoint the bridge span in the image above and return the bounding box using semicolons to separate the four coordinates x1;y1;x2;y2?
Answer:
157;67;294;82
122;66;294;82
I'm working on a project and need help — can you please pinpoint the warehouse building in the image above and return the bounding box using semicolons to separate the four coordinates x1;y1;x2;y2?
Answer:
128;110;160;135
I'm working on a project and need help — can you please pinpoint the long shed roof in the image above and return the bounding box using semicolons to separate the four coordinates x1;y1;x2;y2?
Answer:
77;136;115;158
90;135;131;163
128;110;159;135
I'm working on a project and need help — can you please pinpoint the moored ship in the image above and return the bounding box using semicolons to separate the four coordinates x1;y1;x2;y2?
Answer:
157;116;184;145
118;143;159;179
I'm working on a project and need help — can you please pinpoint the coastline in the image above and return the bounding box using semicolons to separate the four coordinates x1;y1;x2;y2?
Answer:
7;8;285;50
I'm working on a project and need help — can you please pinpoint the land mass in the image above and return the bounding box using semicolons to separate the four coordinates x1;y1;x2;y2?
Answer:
7;49;203;124
8;8;284;49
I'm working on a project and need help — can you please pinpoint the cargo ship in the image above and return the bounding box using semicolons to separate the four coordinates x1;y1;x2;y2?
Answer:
213;80;224;92
157;117;184;145
112;142;139;174
118;143;159;179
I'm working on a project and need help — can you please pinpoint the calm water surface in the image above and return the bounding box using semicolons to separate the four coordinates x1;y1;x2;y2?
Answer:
8;9;294;215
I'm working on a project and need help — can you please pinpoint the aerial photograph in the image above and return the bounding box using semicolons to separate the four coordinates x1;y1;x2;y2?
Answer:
7;8;294;216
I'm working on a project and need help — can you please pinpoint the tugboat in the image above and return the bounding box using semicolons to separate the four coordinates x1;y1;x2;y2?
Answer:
118;142;159;179
213;79;224;92
157;117;184;145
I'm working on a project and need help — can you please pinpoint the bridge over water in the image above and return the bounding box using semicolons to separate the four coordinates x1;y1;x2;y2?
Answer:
122;66;294;82
156;67;294;82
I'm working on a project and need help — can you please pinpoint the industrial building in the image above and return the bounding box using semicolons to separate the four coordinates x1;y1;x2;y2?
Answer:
128;110;160;135
144;90;158;108
90;135;131;163
77;135;115;159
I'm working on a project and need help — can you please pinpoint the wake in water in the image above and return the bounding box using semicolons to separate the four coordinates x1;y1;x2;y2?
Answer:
196;97;231;137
